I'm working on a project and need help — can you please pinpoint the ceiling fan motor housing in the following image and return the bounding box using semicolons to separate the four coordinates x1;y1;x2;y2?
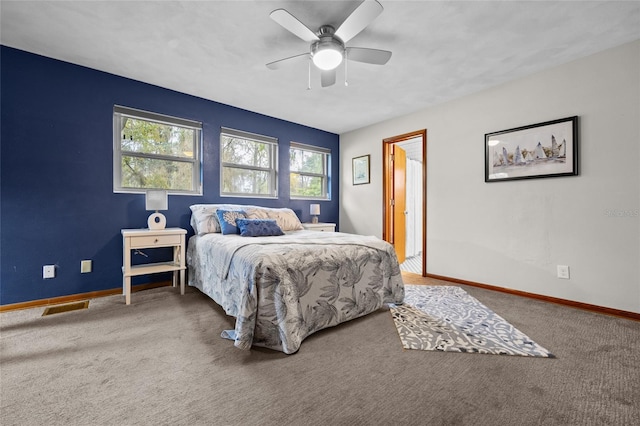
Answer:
311;25;345;70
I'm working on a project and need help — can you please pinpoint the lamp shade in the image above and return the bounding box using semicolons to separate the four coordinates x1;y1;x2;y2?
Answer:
145;190;168;211
310;204;321;216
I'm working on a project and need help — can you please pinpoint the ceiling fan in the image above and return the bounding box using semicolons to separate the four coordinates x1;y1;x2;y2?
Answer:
266;0;392;88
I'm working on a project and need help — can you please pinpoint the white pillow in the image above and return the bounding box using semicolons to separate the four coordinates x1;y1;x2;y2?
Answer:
189;204;252;234
244;206;304;231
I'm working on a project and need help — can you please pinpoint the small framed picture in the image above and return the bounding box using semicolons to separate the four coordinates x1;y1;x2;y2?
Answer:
352;155;370;185
485;116;578;182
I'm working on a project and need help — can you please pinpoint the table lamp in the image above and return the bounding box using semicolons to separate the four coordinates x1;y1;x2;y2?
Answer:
146;189;168;230
310;204;320;224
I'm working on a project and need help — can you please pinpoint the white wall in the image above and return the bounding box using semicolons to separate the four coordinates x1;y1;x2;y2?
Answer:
340;40;640;313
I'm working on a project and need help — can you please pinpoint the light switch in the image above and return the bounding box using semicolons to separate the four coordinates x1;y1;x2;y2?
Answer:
81;260;92;273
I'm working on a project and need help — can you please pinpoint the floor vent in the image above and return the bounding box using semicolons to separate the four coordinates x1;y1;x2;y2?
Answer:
42;301;89;316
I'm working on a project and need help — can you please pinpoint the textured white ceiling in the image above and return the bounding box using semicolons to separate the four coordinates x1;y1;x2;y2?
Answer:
1;1;639;134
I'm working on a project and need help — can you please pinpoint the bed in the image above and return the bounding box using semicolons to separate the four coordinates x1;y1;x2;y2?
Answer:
186;204;404;354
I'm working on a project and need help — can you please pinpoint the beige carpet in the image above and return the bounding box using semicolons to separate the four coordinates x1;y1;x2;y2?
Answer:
1;281;639;425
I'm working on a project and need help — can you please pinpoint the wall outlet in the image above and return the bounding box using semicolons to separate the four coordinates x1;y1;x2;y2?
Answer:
557;265;570;279
43;265;56;279
81;260;92;273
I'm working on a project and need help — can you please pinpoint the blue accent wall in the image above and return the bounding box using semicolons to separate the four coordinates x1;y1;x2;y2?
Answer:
0;46;340;305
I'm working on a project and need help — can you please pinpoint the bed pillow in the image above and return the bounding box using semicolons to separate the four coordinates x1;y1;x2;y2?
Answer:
215;209;247;235
236;218;285;237
244;206;304;231
190;205;220;234
190;204;253;234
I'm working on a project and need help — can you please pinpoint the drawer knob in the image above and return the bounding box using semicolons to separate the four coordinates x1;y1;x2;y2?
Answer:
154;238;159;243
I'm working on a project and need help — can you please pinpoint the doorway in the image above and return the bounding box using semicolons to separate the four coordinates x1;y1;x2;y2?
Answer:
382;130;426;276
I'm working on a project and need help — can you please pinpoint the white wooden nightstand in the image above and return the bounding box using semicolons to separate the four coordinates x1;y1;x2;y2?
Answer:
121;227;187;305
301;222;336;232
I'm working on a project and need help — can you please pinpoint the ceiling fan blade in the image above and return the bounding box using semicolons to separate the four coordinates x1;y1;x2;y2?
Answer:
270;9;319;43
321;70;336;87
335;0;383;43
266;53;310;70
346;47;392;65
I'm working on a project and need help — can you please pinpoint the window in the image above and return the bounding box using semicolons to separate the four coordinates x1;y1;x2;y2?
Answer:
113;106;202;194
289;142;331;200
220;127;278;198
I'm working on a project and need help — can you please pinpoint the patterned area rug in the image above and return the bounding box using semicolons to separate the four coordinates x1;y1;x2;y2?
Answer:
390;285;554;357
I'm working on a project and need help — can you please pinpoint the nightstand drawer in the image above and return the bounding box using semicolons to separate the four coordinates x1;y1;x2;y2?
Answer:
302;223;336;232
129;234;182;248
312;226;334;232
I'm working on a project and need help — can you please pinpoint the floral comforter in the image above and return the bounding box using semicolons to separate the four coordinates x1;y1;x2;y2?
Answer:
187;230;404;354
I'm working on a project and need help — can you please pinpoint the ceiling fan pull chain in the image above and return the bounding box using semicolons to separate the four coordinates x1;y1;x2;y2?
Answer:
307;58;312;90
345;50;349;87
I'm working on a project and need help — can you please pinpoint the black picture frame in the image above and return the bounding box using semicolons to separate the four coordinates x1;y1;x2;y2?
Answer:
485;116;579;182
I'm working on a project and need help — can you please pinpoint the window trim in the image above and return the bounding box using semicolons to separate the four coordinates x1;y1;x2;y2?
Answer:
289;141;331;201
220;127;278;198
113;105;203;195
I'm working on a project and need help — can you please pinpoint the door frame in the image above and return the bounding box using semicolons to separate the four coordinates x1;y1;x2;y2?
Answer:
382;129;427;276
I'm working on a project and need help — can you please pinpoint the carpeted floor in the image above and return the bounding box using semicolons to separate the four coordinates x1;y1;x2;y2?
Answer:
1;276;639;425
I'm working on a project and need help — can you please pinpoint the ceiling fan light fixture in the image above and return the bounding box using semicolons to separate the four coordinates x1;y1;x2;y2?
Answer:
312;47;343;70
312;45;342;71
311;31;344;71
